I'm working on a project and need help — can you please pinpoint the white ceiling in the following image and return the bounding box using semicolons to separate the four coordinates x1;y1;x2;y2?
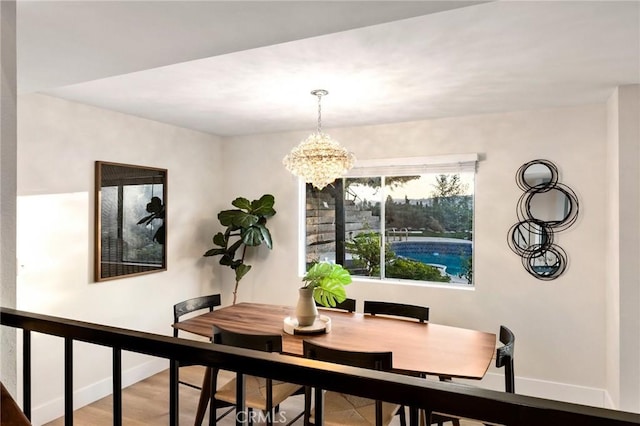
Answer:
17;1;640;137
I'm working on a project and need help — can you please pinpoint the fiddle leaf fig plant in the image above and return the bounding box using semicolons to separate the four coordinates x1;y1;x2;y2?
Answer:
302;261;352;308
204;194;276;304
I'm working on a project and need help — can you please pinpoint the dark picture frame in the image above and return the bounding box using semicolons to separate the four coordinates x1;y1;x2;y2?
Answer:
95;161;167;281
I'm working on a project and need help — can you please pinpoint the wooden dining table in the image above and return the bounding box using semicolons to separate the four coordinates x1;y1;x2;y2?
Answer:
173;302;496;380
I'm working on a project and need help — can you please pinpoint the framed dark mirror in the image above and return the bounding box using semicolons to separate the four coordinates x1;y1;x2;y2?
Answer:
95;161;167;281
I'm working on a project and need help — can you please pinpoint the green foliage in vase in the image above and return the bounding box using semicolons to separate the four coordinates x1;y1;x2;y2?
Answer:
302;262;352;308
204;194;276;304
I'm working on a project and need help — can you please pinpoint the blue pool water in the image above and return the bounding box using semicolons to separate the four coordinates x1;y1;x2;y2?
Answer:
391;241;472;277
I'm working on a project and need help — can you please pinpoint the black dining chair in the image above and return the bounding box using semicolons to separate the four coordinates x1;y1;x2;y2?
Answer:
496;325;516;393
209;327;303;426
172;294;227;425
363;300;431;424
173;294;222;382
363;300;429;323
430;325;516;426
302;340;406;426
315;297;356;312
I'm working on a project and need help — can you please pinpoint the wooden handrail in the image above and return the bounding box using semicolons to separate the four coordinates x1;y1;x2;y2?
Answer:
1;307;639;426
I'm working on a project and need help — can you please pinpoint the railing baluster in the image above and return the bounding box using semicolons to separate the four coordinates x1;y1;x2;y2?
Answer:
112;347;122;426
235;372;245;426
208;367;214;426
314;386;323;425
169;359;179;426
22;329;31;420
409;406;419;426
64;337;73;426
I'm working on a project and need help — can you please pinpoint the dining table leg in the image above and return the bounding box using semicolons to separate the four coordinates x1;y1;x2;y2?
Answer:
194;367;212;426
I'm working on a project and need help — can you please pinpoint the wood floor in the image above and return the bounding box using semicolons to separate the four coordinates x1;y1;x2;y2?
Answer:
44;366;484;425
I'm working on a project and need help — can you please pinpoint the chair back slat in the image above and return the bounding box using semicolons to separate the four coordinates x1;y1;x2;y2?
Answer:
316;297;356;313
215;327;283;353
173;294;221;337
364;301;429;323
173;294;221;320
303;340;392;371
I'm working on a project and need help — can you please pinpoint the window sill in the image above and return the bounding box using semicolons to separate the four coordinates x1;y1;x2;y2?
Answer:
350;275;475;291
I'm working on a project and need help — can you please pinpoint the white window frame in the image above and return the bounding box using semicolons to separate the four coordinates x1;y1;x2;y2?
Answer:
298;153;478;285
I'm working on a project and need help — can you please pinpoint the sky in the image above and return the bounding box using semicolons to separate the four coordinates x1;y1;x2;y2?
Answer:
347;172;475;204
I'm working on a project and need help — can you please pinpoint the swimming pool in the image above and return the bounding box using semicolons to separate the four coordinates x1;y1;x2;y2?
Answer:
391;240;472;277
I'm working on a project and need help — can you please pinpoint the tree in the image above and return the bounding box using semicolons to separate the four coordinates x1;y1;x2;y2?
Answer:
346;176;420;192
458;256;473;284
345;231;394;276
431;174;471;232
431;174;467;198
345;231;450;282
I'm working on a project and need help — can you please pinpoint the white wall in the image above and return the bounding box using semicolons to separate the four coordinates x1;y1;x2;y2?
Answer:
221;104;613;406
16;94;224;425
606;85;640;413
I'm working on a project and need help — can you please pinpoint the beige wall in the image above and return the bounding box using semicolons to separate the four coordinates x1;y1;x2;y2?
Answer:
16;94;224;424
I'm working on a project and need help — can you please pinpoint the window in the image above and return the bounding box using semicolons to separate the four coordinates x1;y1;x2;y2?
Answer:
303;154;476;285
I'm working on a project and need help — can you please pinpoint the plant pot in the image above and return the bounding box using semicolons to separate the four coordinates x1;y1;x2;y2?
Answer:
296;287;318;326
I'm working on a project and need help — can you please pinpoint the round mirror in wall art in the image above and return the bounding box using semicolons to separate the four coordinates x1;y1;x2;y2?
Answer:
523;185;579;231
507;219;552;257
508;159;579;280
523;244;568;280
516;159;558;191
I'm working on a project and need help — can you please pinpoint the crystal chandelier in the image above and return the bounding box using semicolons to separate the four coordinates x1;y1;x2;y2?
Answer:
283;90;356;189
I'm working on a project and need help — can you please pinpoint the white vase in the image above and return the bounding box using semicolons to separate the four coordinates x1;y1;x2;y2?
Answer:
296;287;318;326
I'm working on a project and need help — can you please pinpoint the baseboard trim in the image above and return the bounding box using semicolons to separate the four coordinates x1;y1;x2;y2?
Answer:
604;389;616;409
459;372;607;408
30;357;167;426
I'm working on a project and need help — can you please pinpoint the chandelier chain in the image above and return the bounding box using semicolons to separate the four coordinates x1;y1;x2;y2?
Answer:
317;94;322;133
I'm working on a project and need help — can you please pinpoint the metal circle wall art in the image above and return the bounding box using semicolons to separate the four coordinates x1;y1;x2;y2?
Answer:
508;159;579;280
